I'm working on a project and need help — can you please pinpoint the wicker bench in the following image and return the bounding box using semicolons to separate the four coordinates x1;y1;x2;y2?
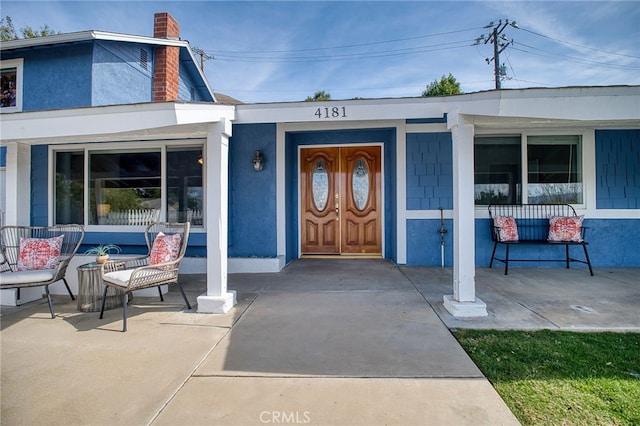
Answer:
488;204;593;276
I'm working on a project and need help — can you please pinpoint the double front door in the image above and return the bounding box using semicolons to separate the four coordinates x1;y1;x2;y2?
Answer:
300;146;382;255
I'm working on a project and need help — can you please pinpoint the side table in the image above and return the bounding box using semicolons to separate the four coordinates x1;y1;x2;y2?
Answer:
76;262;126;312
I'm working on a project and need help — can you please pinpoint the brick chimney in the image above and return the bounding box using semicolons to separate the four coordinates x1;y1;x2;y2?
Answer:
153;12;180;102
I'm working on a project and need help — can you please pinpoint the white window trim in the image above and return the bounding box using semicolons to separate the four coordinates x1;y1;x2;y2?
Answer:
0;58;24;113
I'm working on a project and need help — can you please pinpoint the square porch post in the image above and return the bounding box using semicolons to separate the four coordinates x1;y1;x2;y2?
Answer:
443;112;487;317
197;119;237;313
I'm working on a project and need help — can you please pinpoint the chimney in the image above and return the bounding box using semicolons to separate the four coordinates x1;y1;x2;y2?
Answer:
153;12;180;102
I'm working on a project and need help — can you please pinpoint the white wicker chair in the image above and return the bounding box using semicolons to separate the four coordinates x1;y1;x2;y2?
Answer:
0;224;85;317
99;222;191;331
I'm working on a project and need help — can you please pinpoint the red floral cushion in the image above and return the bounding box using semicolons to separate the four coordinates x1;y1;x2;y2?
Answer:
493;216;519;242
548;215;584;242
149;232;182;265
17;235;64;271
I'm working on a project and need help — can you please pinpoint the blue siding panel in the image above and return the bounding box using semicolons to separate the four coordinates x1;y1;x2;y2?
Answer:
406;219;453;266
407;218;640;267
406;132;453;210
228;123;278;258
595;129;640;209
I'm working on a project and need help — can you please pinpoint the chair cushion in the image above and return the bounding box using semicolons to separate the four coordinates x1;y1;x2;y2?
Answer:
548;215;584;242
0;269;56;285
103;269;134;288
17;235;64;271
103;268;176;288
149;232;182;265
493;216;519;242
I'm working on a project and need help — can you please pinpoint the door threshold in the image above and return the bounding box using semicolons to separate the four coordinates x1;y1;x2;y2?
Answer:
300;254;383;260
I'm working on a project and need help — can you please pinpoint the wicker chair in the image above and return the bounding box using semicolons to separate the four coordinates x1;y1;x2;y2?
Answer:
99;222;191;332
0;224;85;318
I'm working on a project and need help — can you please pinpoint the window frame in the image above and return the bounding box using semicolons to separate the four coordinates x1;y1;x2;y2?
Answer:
474;130;588;208
0;58;24;113
49;139;206;231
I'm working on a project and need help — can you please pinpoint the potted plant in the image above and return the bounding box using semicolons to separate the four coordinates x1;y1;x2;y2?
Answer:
85;244;121;264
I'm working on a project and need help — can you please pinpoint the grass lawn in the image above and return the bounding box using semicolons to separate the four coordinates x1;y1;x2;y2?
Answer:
453;330;640;426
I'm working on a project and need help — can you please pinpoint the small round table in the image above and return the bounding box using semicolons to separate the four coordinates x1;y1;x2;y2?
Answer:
76;262;126;312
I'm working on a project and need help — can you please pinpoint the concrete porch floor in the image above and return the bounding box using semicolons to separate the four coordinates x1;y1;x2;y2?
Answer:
1;260;638;425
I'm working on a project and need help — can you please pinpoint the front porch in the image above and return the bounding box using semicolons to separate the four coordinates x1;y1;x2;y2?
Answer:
1;262;638;425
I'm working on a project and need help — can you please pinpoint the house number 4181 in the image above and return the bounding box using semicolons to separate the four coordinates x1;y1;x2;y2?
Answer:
314;106;347;119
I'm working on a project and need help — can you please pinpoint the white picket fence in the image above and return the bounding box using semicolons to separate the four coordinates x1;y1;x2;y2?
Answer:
101;209;160;226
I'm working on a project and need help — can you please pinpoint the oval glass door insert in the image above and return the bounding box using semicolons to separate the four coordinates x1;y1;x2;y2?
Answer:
352;158;369;211
312;159;329;211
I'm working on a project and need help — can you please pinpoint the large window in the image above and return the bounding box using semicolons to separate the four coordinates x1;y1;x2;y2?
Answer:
0;58;23;113
474;136;521;205
474;134;582;205
54;144;204;227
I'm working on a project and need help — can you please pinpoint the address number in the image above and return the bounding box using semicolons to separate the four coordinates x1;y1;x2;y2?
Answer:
314;106;347;119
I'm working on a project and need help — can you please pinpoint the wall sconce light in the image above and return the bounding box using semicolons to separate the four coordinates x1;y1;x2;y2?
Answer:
252;149;264;172
197;155;204;165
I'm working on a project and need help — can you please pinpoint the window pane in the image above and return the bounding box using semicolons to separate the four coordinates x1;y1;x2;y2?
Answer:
1;67;17;108
474;136;522;205
55;151;84;224
352;158;370;211
312;159;329;211
527;135;582;204
167;147;203;226
89;151;161;225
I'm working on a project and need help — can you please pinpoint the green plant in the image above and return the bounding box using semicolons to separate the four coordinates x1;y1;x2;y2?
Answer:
84;244;121;256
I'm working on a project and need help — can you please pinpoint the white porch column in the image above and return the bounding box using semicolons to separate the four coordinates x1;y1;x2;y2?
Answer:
197;119;237;313
443;112;487;317
3;142;30;226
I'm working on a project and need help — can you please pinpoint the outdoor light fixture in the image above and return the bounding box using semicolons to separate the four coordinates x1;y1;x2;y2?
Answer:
197;155;204;165
252;150;264;172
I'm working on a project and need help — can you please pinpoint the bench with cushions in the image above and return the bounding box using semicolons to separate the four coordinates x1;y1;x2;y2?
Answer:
488;204;593;276
0;224;85;317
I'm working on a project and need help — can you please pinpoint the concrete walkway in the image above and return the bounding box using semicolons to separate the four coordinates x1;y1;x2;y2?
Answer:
3;259;637;425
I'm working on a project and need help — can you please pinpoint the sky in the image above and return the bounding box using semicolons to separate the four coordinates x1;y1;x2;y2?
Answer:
2;1;639;103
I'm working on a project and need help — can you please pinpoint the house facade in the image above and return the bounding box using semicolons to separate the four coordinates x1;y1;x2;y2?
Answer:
2;13;639;316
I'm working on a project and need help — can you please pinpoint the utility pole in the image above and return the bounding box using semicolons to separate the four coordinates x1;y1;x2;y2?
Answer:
474;20;518;89
192;47;214;71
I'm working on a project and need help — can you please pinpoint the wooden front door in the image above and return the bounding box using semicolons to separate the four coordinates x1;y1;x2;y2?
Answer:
300;146;382;255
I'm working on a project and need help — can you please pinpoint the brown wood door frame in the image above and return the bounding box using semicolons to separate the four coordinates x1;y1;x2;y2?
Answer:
299;144;383;256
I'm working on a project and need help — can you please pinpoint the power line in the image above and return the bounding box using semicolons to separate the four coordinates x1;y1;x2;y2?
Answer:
511;43;640;70
520;27;640;59
205;27;484;55
211;41;474;63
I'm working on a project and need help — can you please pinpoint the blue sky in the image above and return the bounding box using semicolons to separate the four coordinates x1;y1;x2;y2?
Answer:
2;1;639;103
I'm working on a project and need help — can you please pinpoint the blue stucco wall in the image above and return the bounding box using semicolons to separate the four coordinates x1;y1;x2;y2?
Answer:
595;129;640;209
2;43;93;111
285;128;397;262
92;41;152;106
228;123;278;257
407;219;453;266
406;132;453;210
